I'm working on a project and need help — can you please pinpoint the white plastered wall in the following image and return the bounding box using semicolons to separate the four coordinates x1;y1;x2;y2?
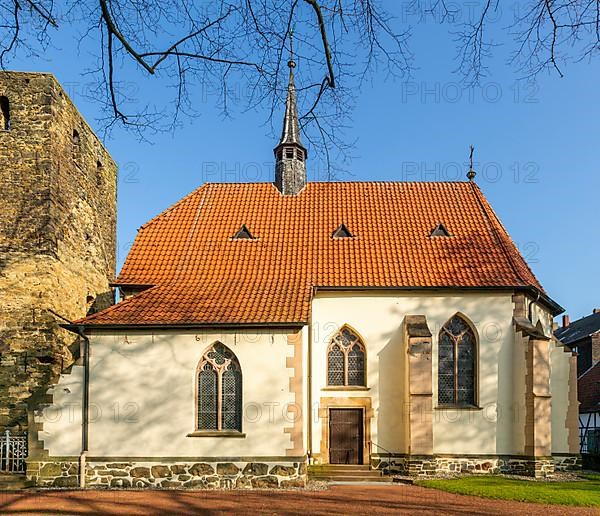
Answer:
550;339;574;453
36;366;84;456
310;290;518;456
39;328;304;458
511;329;528;455
36;293;573;461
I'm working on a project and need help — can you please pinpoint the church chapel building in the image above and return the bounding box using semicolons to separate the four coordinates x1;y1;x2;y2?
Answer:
28;60;579;488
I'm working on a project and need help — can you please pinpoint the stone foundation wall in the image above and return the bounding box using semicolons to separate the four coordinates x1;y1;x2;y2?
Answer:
501;457;554;478
28;459;307;489
552;454;582;471
372;454;580;478
372;455;501;476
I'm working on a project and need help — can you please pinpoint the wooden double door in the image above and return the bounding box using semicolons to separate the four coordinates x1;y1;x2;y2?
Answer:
329;408;364;464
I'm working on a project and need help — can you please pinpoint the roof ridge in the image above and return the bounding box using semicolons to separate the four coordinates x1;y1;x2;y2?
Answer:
309;180;473;185
468;182;539;288
198;180;474;186
567;311;600;326
139;183;208;231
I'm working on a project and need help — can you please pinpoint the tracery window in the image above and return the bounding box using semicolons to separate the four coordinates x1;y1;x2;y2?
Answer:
438;315;477;407
327;327;366;387
197;342;242;431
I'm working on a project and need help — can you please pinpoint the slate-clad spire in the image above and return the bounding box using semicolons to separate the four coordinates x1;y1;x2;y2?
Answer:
274;52;307;195
279;60;303;147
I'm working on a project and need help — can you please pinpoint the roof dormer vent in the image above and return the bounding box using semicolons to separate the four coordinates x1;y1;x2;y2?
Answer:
430;223;451;237
332;224;353;239
232;225;255;240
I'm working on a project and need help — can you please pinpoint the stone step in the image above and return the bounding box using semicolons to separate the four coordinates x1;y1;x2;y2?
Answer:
308;465;371;472
0;474;28;490
310;469;383;478
311;475;394;483
0;474;25;482
308;464;392;483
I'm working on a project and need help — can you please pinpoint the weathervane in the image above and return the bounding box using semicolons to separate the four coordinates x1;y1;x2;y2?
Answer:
467;145;476;181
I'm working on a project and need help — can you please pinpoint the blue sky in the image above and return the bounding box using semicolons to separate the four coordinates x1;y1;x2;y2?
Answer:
11;2;600;321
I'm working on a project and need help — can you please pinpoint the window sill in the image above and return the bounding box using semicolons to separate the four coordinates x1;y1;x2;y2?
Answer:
321;386;370;391
435;405;482;411
186;431;246;438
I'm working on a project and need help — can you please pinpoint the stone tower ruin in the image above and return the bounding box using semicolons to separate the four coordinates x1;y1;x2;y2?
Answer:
0;72;117;430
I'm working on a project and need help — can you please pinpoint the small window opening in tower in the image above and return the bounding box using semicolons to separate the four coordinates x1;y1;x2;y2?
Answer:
72;129;81;166
0;97;10;130
297;150;304;162
285;148;294;159
96;161;104;187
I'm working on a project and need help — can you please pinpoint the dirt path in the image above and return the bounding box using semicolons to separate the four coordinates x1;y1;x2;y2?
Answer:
0;484;594;515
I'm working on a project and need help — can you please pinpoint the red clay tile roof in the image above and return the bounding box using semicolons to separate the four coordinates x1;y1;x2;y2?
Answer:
578;362;600;413
79;181;545;326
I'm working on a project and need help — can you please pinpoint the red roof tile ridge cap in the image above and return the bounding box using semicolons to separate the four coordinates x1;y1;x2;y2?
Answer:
174;180;473;186
198;181;274;185
308;180;473;185
139;183;209;231
73;285;163;324
468;181;539;289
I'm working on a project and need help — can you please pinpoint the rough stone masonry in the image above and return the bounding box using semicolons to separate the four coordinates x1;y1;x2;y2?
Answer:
0;72;117;430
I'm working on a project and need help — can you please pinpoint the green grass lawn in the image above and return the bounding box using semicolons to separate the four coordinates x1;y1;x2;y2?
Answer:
416;474;600;507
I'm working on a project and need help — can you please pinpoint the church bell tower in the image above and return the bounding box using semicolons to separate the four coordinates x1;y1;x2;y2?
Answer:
274;57;307;195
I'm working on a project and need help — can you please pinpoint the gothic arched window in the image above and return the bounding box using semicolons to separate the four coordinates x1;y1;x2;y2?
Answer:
197;342;242;432
438;315;477;407
327;327;366;387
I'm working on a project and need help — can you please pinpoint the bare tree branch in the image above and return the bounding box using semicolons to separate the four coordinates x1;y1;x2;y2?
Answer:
303;0;335;87
1;0;598;175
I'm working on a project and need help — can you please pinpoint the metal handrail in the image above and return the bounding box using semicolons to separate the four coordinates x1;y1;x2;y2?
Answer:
368;440;392;472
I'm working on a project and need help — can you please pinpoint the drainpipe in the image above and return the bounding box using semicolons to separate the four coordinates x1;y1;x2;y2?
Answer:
307;312;313;464
79;325;89;488
64;324;89;488
50;311;90;487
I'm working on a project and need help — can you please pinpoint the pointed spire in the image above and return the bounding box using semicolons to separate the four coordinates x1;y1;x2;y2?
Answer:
278;42;304;148
274;31;307;195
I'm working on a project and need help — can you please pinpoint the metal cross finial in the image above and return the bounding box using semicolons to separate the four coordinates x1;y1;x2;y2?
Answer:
288;28;296;69
467;145;476;181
